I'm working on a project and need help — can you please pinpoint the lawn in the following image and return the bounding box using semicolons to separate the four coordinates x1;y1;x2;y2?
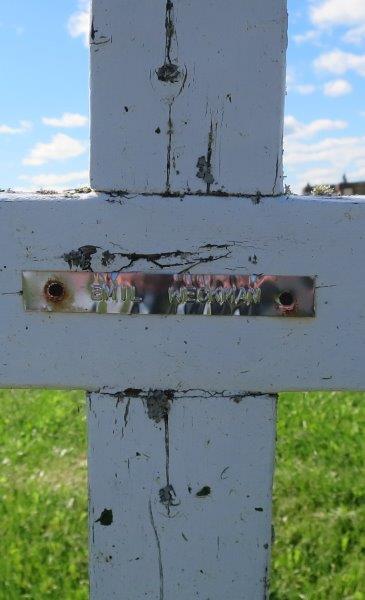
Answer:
0;389;364;599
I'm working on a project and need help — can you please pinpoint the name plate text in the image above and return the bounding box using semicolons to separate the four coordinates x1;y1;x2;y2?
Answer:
22;272;315;317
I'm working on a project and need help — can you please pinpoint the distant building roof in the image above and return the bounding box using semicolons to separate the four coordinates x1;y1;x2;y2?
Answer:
303;177;365;196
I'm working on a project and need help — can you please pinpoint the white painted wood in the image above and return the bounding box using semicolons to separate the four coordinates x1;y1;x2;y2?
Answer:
1;192;364;392
88;390;276;599
90;0;287;195
1;0;363;596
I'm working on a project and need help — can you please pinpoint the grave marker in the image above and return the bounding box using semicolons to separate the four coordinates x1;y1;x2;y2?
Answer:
1;1;365;597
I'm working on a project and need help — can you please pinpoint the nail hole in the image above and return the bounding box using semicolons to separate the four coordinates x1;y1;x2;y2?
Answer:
44;280;66;303
278;290;295;308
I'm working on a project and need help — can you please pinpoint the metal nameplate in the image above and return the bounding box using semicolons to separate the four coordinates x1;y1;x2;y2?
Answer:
22;272;315;317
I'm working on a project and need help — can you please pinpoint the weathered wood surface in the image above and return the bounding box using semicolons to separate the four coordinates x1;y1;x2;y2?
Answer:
1;192;365;392
88;390;276;599
90;0;287;195
1;1;364;598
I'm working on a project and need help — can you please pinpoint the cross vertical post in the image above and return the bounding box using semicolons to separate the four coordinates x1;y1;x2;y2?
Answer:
88;392;276;598
88;1;286;597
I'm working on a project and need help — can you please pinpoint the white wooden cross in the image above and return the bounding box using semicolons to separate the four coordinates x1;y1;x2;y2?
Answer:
1;1;365;598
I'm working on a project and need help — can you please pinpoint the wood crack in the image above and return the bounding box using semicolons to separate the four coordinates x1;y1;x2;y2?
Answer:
102;190;281;200
63;243;235;272
148;498;164;600
166;105;173;193
157;1;180;83
98;388;276;401
272;152;280;194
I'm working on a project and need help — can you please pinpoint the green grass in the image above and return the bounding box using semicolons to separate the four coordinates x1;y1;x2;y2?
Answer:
0;390;88;600
0;389;364;599
271;391;365;599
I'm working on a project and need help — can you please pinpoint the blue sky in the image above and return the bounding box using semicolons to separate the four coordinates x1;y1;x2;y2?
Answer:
0;0;364;193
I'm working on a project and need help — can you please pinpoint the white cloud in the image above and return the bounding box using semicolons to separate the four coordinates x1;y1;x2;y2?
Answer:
23;134;87;166
285;135;365;166
310;1;365;46
42;112;88;128
293;29;320;44
68;0;90;46
284;116;365;192
296;166;343;186
20;170;89;191
0;120;32;135
311;0;365;28
323;78;352;96
286;69;295;88
314;49;365;76
342;24;365;45
348;162;365;180
291;5;365;49
295;84;316;95
284;116;347;140
286;69;317;95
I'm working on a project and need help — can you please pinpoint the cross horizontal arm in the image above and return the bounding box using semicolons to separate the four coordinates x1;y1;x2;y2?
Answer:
1;192;364;392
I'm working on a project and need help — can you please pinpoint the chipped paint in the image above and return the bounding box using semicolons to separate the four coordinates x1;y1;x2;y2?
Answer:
62;242;233;272
196;486;211;498
156;1;181;84
159;484;179;508
196;121;216;192
96;508;113;526
63;245;98;270
145;389;173;423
